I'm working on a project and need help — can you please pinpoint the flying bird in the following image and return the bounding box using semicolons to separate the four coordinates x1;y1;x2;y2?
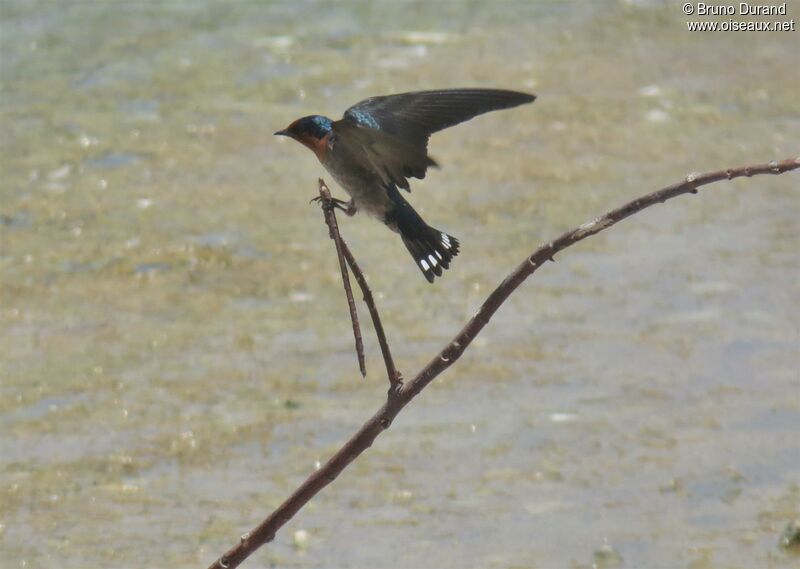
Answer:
275;88;536;282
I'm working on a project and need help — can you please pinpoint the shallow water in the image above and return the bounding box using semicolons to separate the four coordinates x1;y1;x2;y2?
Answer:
1;1;798;568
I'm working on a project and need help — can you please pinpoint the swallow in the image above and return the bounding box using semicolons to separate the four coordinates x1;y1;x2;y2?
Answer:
275;88;536;282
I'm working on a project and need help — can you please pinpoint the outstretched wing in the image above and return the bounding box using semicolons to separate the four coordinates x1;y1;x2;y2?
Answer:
332;120;436;191
343;88;536;147
336;88;535;190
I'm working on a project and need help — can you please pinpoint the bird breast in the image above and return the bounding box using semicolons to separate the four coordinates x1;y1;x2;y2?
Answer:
322;150;391;220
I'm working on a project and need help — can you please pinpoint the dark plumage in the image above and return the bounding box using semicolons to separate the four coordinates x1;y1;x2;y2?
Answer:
345;89;535;147
276;88;536;282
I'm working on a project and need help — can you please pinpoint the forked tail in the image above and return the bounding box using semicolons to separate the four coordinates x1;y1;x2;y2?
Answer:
385;187;460;283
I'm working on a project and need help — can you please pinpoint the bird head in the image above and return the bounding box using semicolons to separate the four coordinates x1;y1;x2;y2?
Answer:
275;115;333;157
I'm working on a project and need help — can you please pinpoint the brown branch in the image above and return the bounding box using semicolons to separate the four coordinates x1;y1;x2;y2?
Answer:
317;179;366;378
315;180;400;386
338;237;402;389
209;157;799;569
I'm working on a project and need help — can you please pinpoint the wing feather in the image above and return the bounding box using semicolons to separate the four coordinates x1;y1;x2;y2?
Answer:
336;88;535;191
332;120;436;190
343;88;536;147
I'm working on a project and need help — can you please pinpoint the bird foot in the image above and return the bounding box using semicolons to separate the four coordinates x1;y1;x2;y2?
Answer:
310;196;357;216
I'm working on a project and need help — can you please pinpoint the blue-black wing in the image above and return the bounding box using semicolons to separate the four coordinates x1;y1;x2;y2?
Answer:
331;120;436;191
336;88;535;190
342;88;535;148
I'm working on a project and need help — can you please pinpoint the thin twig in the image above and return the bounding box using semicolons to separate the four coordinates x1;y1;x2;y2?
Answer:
314;180;400;388
317;179;366;377
338;238;402;389
209;157;798;569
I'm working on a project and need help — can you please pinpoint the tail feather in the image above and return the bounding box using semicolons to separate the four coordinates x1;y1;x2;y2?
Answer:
384;187;459;283
402;228;460;283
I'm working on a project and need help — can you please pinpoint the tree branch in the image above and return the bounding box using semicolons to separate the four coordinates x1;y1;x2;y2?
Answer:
315;180;401;387
316;179;366;378
209;157;798;569
338;237;402;389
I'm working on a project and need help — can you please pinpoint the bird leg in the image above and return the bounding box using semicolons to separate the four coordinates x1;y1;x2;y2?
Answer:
341;199;357;217
310;196;357;217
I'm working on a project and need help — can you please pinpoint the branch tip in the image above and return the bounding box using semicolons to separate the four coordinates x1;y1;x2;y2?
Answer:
317;179;366;377
339;232;399;386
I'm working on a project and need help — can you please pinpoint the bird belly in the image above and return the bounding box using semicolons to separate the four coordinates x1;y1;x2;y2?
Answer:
322;160;391;221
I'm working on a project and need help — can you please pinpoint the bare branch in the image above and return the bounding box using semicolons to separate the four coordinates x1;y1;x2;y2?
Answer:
314;181;401;387
338;238;402;389
316;179;366;378
209;157;799;569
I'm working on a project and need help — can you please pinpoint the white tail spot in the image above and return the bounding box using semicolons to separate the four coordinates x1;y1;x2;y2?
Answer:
435;251;442;260
421;259;430;271
428;254;437;267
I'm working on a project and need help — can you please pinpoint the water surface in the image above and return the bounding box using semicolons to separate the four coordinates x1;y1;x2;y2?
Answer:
1;1;798;568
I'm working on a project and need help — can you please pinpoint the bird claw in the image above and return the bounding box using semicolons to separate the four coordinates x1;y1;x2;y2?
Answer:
310;196;356;216
309;195;334;213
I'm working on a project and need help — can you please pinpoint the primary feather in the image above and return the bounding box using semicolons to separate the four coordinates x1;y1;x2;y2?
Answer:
335;88;535;191
342;88;535;145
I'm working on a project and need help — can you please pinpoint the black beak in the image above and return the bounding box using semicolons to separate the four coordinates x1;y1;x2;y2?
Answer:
274;129;289;137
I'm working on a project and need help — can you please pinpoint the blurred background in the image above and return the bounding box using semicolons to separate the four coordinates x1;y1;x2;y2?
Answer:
1;1;798;568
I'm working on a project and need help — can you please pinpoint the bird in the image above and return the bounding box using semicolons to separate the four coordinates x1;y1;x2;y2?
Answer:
275;88;536;283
